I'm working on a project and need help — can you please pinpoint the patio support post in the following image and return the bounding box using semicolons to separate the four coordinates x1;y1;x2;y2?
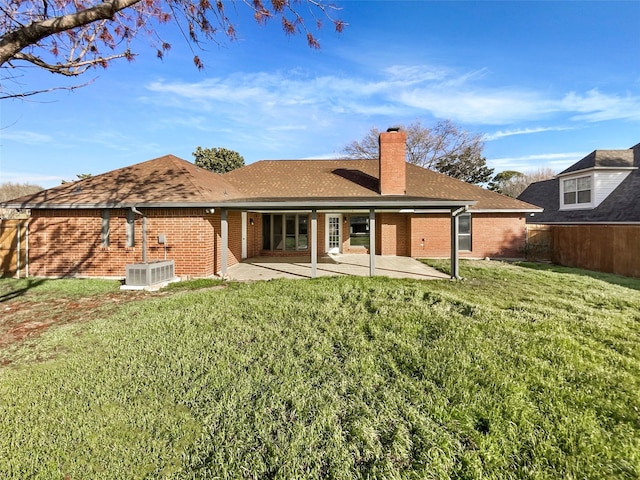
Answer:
311;210;317;278
369;208;376;276
450;207;463;280
221;208;228;278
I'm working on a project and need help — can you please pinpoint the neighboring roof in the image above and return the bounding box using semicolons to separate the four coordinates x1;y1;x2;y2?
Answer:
2;155;243;208
519;145;640;223
222;159;539;211
559;149;635;175
3;155;539;212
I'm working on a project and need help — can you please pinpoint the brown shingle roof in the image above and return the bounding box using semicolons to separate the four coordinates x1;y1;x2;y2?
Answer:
223;159;539;211
3;155;539;212
4;155;242;208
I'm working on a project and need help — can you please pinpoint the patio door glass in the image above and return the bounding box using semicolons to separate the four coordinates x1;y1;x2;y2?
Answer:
326;214;341;253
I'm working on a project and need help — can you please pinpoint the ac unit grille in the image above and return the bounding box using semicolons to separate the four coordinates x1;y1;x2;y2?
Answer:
125;260;175;286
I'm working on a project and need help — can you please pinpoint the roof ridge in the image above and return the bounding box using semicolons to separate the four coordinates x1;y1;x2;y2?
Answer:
168;156;215;199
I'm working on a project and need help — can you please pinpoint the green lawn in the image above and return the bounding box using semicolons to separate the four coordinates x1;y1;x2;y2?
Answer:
1;261;639;479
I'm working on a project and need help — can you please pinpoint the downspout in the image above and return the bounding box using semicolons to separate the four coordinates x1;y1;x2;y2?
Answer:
131;207;147;264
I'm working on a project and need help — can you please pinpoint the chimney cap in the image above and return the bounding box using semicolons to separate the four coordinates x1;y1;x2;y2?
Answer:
386;126;401;133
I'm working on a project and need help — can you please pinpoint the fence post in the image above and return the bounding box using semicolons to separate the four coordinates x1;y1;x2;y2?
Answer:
16;222;21;279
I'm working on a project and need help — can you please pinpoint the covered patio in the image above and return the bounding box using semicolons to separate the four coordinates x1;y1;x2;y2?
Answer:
226;254;450;281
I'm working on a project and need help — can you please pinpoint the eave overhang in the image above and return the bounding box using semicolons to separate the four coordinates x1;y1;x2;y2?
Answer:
556;166;638;178
2;197;477;210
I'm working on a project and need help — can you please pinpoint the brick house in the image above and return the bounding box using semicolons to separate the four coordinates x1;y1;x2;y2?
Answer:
3;129;540;280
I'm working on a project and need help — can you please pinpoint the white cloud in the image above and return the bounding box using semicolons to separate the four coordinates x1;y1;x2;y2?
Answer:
484;126;574;141
0;170;63;187
489;152;587;172
0;130;52;144
144;65;640;129
560;89;640;122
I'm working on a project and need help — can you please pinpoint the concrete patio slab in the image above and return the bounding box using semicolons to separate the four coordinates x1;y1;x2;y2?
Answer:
226;254;449;281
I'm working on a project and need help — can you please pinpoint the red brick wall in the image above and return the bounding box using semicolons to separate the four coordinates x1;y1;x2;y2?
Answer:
246;213;262;259
28;208;240;279
409;212;527;259
379;130;407;195
18;208;525;279
377;213;409;256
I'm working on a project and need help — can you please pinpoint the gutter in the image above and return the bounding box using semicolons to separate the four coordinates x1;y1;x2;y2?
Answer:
0;199;478;210
131;207;147;264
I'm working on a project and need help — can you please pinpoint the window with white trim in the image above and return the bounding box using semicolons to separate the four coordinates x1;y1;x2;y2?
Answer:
262;213;309;251
562;175;592;208
458;213;471;251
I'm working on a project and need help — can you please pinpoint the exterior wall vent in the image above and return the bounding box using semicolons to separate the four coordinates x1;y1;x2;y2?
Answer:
125;260;175;287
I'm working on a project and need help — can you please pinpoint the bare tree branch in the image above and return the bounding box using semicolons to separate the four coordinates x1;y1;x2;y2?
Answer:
1;0;345;98
0;0;142;66
0;79;93;99
341;120;490;184
10;50;132;75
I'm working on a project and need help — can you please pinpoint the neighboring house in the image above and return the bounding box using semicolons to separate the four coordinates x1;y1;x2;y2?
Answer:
518;143;640;277
2;129;539;280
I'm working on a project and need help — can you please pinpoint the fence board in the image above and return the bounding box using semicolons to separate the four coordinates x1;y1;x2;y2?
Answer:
525;224;553;261
0;220;28;277
551;225;640;278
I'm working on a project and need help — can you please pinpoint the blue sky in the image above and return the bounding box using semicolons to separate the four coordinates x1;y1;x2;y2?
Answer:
1;0;639;188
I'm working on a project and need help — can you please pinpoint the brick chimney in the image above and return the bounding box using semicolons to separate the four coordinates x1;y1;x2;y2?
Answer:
379;127;407;195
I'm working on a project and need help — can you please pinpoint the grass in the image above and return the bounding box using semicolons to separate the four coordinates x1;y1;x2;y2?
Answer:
1;261;639;479
0;277;121;302
161;278;225;292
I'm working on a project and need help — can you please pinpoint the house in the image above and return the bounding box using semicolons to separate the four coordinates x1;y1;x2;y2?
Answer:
2;129;540;280
518;142;640;277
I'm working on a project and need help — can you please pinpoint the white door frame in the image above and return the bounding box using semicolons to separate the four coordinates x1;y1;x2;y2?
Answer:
325;214;342;254
241;212;247;259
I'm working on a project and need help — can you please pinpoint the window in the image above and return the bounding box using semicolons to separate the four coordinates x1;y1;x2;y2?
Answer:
262;214;272;250
262;213;309;251
126;210;135;247
349;215;370;247
458;213;471;251
563;176;591;206
101;209;110;247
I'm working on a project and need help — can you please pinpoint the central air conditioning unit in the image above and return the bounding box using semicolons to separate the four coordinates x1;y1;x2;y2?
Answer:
125;260;175;287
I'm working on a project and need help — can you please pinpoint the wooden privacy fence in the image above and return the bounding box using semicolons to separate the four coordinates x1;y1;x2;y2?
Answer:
0;220;28;278
525;224;553;261
551;224;640;279
526;224;640;278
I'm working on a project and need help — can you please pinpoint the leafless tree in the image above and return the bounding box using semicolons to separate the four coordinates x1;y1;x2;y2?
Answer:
0;0;345;98
342;120;489;183
342;120;484;169
0;181;43;218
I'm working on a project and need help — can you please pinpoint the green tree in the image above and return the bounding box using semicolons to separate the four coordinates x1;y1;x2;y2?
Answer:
1;0;345;99
489;168;555;198
342;120;490;184
193;147;245;174
435;147;494;185
488;170;525;195
61;173;92;184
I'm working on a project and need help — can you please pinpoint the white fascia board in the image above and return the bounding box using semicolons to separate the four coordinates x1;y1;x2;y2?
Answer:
557;166;637;178
529;221;640;225
469;208;544;213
